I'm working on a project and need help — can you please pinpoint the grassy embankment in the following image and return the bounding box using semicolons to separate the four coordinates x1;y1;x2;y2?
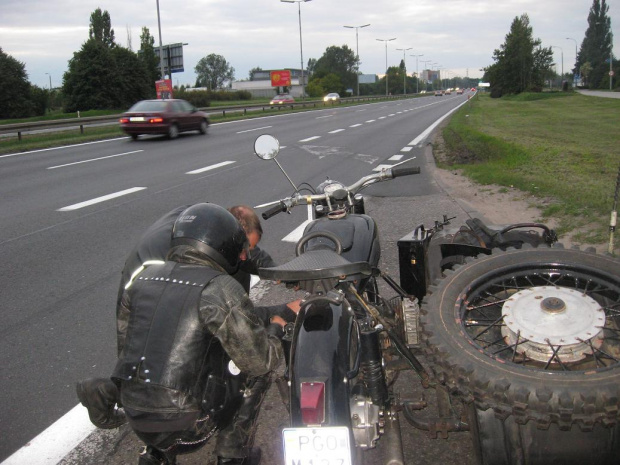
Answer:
440;92;619;250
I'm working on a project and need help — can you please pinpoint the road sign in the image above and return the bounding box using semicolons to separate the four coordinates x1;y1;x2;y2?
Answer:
610;71;615;76
155;43;185;75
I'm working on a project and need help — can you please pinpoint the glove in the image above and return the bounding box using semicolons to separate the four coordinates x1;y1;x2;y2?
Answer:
76;377;126;429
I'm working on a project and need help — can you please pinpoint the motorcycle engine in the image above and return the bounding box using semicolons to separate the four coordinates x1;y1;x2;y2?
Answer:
350;383;381;449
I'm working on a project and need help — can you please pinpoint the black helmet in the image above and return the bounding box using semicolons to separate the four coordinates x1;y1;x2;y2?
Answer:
171;203;248;273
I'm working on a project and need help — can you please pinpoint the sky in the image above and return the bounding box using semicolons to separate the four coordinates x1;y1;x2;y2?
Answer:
1;0;618;90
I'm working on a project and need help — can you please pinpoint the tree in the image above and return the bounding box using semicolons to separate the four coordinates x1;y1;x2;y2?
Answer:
483;14;553;96
194;54;235;90
249;67;263;80
575;0;613;88
0;47;35;118
306;58;317;76
312;45;358;90
111;47;152;107
139;27;160;92
89;8;115;48
63;39;120;111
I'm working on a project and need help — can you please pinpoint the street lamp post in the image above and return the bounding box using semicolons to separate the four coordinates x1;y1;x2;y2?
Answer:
552;45;564;85
281;0;311;99
45;73;52;90
396;47;412;94
344;24;370;97
156;0;165;81
377;38;396;96
410;54;423;93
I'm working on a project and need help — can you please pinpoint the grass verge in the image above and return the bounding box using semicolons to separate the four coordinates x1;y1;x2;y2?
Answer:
440;92;620;251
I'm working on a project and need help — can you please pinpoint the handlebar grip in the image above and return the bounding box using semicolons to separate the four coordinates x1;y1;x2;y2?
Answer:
262;202;286;220
391;166;421;178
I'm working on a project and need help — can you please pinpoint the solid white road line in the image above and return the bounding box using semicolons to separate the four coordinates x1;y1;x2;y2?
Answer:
47;150;143;169
57;187;146;211
1;404;95;465
408;98;471;146
186;161;236;174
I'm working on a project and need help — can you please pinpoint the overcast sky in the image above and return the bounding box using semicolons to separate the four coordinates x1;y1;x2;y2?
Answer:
1;0;618;90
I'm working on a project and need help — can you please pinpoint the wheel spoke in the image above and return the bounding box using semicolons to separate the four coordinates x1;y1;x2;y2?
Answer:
457;262;620;373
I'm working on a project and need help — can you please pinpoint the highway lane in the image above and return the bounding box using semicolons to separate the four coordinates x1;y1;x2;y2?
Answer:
0;94;469;461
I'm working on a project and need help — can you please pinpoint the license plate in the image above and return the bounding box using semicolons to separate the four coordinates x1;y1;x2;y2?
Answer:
283;426;352;465
129;116;145;122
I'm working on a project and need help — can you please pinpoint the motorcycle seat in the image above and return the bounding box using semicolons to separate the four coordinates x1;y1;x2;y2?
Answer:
258;249;372;282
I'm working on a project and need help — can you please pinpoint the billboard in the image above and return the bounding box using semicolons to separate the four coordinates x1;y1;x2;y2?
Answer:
270;70;292;87
155;79;173;99
154;43;185;74
358;74;377;84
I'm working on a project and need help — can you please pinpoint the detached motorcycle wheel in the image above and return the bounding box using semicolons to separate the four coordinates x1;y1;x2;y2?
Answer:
421;246;620;465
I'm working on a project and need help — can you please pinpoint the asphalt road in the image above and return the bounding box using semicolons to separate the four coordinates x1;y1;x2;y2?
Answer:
0;93;472;463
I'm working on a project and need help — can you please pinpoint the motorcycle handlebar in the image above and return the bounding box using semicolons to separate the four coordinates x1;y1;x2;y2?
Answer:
391;166;421;178
262;201;286;220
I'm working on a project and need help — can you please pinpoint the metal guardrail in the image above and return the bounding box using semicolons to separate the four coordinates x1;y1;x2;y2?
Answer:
0;95;410;140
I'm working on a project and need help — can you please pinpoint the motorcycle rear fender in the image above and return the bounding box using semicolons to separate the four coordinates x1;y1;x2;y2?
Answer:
288;297;360;427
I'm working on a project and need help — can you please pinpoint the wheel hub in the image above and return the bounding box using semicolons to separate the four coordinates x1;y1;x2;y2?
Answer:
501;286;605;363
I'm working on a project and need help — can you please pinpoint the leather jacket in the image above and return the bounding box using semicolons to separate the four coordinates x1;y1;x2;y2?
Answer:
113;246;283;427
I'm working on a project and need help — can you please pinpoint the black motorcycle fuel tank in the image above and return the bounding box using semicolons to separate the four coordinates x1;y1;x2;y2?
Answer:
302;214;380;267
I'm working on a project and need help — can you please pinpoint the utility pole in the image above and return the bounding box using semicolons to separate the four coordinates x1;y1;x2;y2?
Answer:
396;47;412;94
377;38;396;96
344;24;370;97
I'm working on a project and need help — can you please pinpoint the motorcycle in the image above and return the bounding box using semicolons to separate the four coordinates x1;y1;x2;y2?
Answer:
252;134;620;465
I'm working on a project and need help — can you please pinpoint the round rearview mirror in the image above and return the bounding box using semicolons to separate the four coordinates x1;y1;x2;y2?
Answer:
254;134;280;160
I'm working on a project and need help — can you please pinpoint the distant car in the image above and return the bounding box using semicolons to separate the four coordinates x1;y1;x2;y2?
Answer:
445;89;452;95
119;99;209;140
323;92;341;102
456;89;463;95
434;90;443;96
270;94;295;106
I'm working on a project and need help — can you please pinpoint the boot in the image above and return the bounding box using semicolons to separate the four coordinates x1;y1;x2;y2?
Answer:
214;375;269;459
138;446;177;465
76;377;126;429
217;447;261;465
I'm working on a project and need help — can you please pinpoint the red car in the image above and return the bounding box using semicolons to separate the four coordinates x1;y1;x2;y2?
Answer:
119;99;210;140
269;94;295;106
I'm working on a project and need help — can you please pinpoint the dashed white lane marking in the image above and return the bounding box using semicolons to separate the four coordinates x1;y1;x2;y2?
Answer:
389;155;404;161
186;161;236;174
365;120;376;123
57;187;146;211
282;221;312;243
236;126;272;134
299;136;321;142
388;114;395;117
2;404;95;465
372;164;395;172
316;115;333;119
378;116;386;119
47;150;143;169
328;129;345;134
349;124;362;128
401;146;413;152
